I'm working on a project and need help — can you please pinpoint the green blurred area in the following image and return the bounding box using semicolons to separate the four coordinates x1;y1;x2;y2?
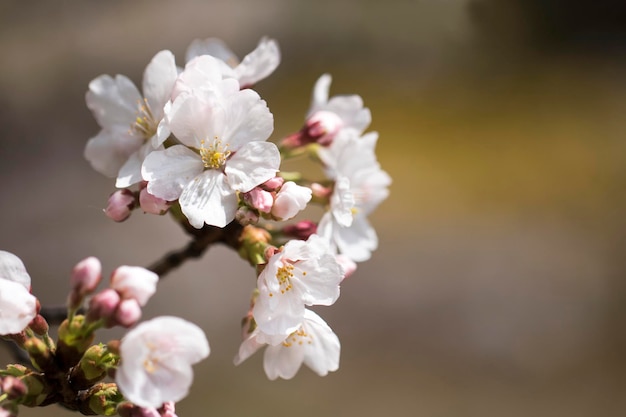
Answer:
0;1;625;416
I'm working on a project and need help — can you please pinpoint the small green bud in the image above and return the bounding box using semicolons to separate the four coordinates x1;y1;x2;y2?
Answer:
87;383;124;416
23;338;53;373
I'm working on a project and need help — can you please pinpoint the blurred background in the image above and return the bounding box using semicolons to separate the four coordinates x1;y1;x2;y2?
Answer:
1;0;625;416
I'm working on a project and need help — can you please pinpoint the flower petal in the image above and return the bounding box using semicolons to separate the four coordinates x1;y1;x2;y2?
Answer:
301;310;340;376
85;129;144;178
179;170;237;228
86;74;142;129
142;145;204;201
142;50;178;120
308;73;331;116
225;142;280;192
0;251;31;288
263;342;305;380
167;92;225;149
221;89;274;150
235;37;281;87
185;38;239;65
0;278;37;335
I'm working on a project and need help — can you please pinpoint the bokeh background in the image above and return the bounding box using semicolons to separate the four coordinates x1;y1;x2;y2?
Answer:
1;1;625;416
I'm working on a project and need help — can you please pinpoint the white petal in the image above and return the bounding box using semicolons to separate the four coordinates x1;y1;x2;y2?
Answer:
110;266;158;306
235;37;281;87
185;38;239;65
263;342;305;380
253;281;305;338
334;214;378;262
301;310;340;376
308;74;331;115
116;141;157;188
167;92;225;149
293;255;342;306
86;74;142;129
179;170;237;228
233;333;264;366
142;50;178;120
331;176;355;227
85;129;144;178
0;251;31;288
142;146;204;201
174;55;236;99
326;95;371;133
225;142;280;192
0;278;37;335
221;89;274;150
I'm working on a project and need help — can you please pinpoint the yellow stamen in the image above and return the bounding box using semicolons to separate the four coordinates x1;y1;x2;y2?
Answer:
199;138;230;169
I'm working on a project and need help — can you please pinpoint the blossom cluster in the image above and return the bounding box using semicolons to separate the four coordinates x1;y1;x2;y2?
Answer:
0;36;390;416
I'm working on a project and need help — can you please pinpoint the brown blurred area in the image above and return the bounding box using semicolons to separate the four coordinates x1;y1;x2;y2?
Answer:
1;1;626;416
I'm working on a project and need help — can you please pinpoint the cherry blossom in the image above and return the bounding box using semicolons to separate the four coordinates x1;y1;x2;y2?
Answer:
116;316;210;408
317;130;391;262
253;235;343;338
85;50;178;187
142;81;279;228
234;309;340;380
185;37;280;88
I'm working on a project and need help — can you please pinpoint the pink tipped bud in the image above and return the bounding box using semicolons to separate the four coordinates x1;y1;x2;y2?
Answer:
243;188;274;213
305;110;343;146
114;299;142;328
87;289;120;325
71;257;102;296
104;189;136;222
28;314;49;336
235;206;260;225
139;188;171;215
335;254;357;279
261;176;285;191
310;183;332;200
159;402;177;417
1;376;27;399
282;221;318;240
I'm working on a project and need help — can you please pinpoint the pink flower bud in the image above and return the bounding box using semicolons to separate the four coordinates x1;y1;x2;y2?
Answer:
115;299;142;328
139;188;171;215
1;376;27;399
110;266;158;307
243;188;274;213
70;257;102;296
261;176;285;191
305;110;343;146
282;221;317;240
28;314;49;336
105;189;136;222
310;183;332;200
87;289;121;325
159;402;177;417
271;182;312;220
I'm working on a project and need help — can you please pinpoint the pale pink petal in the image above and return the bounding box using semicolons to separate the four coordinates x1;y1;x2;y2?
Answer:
308;74;331;115
86;74;141;129
0;279;37;335
0;251;31;289
85;129;144;178
167;92;226;149
179;170;237;228
185;38;238;64
224;142;280;192
221;89;274;150
301;310;340;376
235;37;281;87
142;146;204;201
334;214;378;262
263;343;305;380
142;50;178;120
271;182;312;220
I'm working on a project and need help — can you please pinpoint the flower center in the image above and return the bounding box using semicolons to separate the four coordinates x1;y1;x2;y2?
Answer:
275;264;294;294
131;98;157;139
282;327;313;347
200;138;231;169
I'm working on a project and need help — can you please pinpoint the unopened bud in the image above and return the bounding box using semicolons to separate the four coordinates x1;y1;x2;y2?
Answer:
70;257;102;297
87;289;121;326
139;188;171;215
305;110;343;146
243;188;274;213
261;176;285;191
283;221;317;240
28;315;49;336
310;183;332;201
1;376;27;399
104;189;136;222
23;338;52;373
114;299;142;328
86;383;123;416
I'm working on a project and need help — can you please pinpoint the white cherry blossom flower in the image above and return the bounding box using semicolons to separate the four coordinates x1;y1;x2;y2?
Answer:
85;50;178;187
253;235;343;338
116;316;210;408
271;181;312;220
317;131;391;262
185;37;280;87
0;251;36;335
234;309;340;380
142;84;279;228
